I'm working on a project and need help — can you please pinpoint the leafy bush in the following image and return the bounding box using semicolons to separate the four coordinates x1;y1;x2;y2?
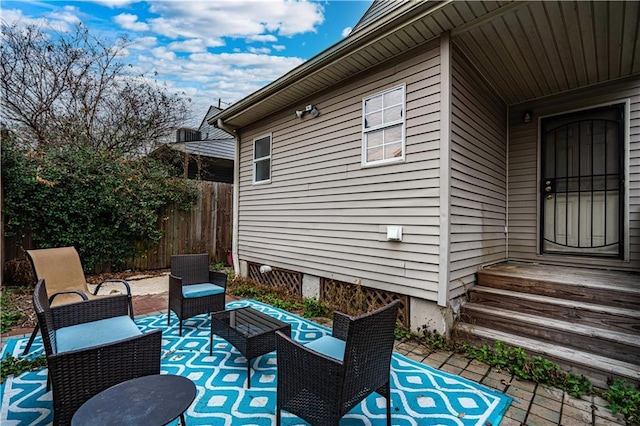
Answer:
1;137;197;272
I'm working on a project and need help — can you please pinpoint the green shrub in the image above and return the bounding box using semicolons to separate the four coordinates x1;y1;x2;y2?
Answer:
1;138;197;272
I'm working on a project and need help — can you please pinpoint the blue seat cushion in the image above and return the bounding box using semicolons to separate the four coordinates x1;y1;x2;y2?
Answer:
56;316;141;353
304;335;346;361
182;283;225;299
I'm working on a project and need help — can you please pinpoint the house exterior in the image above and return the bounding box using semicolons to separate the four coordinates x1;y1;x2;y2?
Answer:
164;106;234;183
211;0;639;343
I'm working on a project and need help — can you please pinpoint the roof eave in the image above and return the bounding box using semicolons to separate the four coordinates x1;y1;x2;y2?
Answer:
210;0;449;128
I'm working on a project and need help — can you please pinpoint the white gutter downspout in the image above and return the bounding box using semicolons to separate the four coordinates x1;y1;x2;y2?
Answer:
437;31;451;308
217;118;241;276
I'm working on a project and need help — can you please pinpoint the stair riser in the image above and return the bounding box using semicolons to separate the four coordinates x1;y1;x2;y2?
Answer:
461;309;640;365
470;291;640;335
453;328;635;389
477;273;640;309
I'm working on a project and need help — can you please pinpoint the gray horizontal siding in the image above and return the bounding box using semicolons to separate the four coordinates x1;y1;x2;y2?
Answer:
508;76;640;271
237;42;443;300
449;44;508;296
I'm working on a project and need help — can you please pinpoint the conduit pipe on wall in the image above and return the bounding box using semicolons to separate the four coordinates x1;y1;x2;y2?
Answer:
217;118;240;276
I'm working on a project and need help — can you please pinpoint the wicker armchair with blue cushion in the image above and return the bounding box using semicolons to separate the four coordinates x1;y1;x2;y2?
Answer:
33;279;162;425
168;253;227;335
22;246;134;356
275;299;402;426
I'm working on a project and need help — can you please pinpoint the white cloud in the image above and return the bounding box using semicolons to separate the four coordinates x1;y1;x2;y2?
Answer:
167;38;225;52
247;34;278;43
166;39;205;53
341;27;352;37
1;8;74;32
150;46;176;61
114;13;149;31
89;0;139;8
128;50;305;118
49;6;82;25
128;36;158;50
272;44;286;52
247;47;271;55
142;1;323;40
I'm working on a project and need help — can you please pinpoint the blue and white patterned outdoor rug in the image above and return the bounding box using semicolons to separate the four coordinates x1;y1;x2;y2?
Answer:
1;299;511;425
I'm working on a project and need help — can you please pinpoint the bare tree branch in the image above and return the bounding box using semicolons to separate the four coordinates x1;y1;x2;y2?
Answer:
1;21;189;155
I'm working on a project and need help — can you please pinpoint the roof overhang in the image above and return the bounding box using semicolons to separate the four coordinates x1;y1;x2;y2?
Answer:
211;0;639;129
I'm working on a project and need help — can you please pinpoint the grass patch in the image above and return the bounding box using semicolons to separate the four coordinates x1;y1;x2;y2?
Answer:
1;287;26;334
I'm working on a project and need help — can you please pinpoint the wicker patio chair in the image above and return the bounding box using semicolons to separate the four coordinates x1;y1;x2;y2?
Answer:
169;253;227;335
22;247;134;356
32;279;162;425
275;299;402;426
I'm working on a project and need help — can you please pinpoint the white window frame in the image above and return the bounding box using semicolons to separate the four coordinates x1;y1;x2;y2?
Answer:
361;85;406;167
253;133;272;184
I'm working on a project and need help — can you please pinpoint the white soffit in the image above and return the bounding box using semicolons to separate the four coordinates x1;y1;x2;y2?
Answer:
213;1;639;128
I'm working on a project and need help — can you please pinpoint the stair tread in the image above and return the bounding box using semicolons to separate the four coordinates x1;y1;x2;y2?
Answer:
455;323;640;380
479;265;640;293
463;303;640;347
472;286;640;318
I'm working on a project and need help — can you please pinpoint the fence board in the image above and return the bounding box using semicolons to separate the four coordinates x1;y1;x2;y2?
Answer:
2;181;233;273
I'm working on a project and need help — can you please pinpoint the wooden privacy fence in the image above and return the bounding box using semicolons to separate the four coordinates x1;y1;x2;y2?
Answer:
127;181;233;270
2;181;233;272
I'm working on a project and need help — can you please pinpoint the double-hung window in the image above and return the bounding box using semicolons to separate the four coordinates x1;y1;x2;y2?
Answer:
362;85;406;166
253;134;271;184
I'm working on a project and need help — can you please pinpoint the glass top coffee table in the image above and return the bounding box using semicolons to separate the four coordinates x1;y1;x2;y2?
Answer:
211;306;291;388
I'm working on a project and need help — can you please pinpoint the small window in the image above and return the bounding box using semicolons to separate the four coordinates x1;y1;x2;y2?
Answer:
253;134;271;184
362;86;405;166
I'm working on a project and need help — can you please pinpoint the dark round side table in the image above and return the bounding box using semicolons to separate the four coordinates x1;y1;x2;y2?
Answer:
71;374;196;426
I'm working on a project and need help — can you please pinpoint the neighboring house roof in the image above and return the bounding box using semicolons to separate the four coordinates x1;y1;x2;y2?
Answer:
170;139;235;161
198;105;234;141
170;105;234;160
210;0;638;129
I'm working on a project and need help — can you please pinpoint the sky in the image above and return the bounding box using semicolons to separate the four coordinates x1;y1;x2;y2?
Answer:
1;0;373;127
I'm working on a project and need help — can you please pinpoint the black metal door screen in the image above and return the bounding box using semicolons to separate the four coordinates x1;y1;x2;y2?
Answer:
540;104;624;258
